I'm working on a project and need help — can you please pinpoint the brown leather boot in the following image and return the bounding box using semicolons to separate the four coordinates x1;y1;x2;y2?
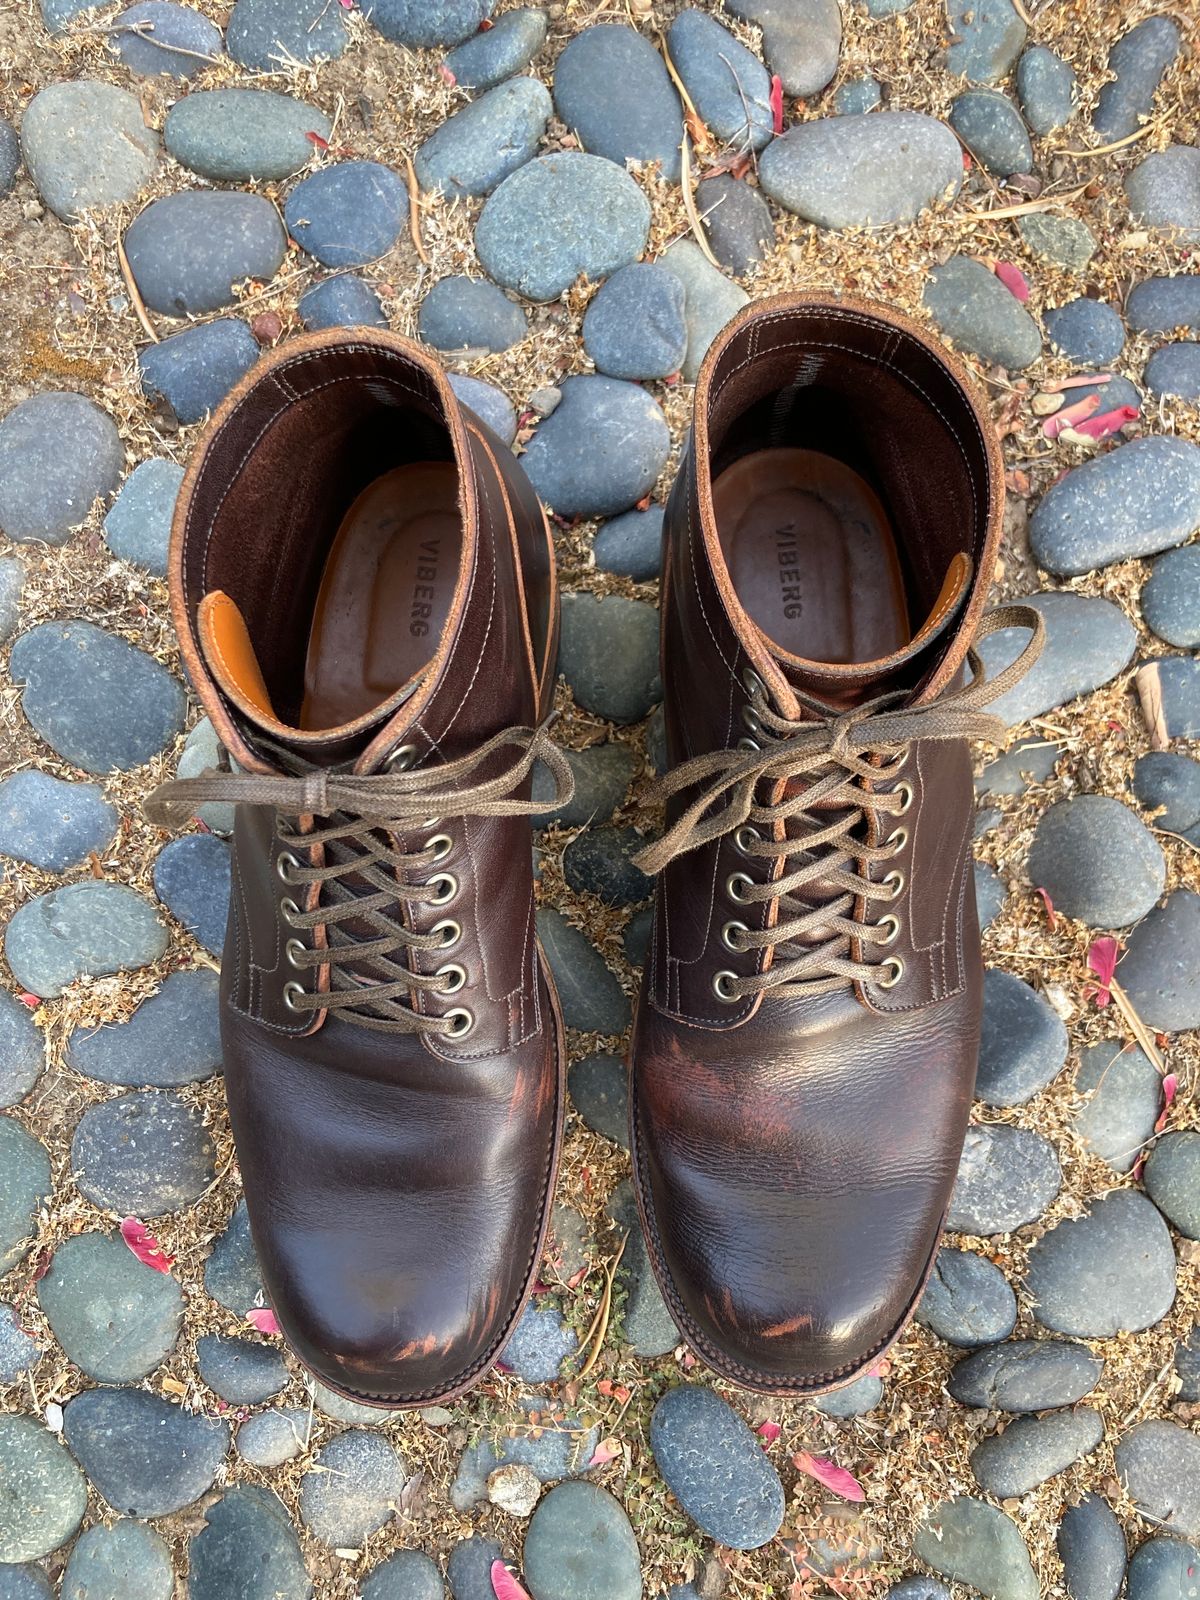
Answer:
631;294;1041;1396
148;329;572;1407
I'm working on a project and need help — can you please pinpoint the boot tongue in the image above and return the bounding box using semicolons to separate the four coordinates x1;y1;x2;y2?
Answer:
197;592;417;766
767;553;973;710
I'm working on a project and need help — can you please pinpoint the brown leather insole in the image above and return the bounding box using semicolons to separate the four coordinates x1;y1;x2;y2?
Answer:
301;463;462;731
713;449;911;665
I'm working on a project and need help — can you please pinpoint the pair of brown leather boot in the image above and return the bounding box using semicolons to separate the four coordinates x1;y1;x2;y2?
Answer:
149;294;1040;1407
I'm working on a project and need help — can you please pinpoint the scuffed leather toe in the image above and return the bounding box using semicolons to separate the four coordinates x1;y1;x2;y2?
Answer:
631;987;978;1394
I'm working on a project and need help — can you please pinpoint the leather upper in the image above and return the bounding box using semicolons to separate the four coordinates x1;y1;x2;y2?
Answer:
631;294;1004;1395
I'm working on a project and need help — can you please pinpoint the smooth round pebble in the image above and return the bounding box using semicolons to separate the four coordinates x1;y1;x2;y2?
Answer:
887;1583;950;1600
164;87;328;183
363;0;494;49
567;1052;629;1149
660;239;749;381
949;1338;1102;1411
923;255;1042;371
1144;1131;1200;1240
5;882;167;999
649;1384;784;1550
916;1247;1017;1346
976;968;1067;1106
523;1481;642;1600
1027;794;1165;928
0;771;117;872
947;1124;1061;1235
583;264;686;381
536;909;629;1035
0;392;123;546
1136;656;1200;743
205;1199;265;1313
726;0;841;97
814;1372;882;1417
103;458;183;575
362;1551;445;1600
300;1429;407;1546
448;374;517;446
562;826;652;907
68;968;221;1088
237;1408;310;1469
1126;146;1200;242
419;275;527;353
1116;1420;1200;1538
834;76;882;115
0;1416;87;1563
284;162;407;268
1145;342;1200;403
976;592;1136;726
1072;1040;1163;1174
696;174;775;275
197;1333;288;1404
415;77;551;198
949;90;1033;177
593;505;663;582
552;24;682;181
945;0;1026;81
913;1498;1037;1600
533;741;635;828
0;1570;52;1600
1017;44;1076;134
1128;275;1200;335
20;81;159;222
502;1301;577;1383
1057;1494;1126;1600
558;592;660;723
188;1485;310;1600
667;11;773;152
444;8;548;91
970;1408;1104;1497
299;275;388;332
0;1117;51;1273
523;375;668;519
1133;750;1200;841
60;1519;174;1600
0;1306;40;1401
153;832;230;955
37;1229;183;1382
1045;297;1126;365
1118;889;1200;1032
70;1088;216;1216
1025;1190;1177;1336
1094;15;1181;142
1126;1537;1200;1600
0;993;43;1110
107;2;222;79
446;1537;504;1600
139;319;260;425
226;0;348;69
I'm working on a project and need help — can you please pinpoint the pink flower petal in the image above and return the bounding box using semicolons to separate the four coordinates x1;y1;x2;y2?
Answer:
993;261;1030;302
1043;393;1102;439
1086;936;1120;1008
1035;886;1057;929
792;1449;865;1502
1154;1072;1178;1134
586;1438;622;1468
491;1562;533;1600
119;1217;175;1274
757;1420;782;1444
1073;404;1139;441
769;75;784;134
1042;373;1111;393
246;1308;281;1336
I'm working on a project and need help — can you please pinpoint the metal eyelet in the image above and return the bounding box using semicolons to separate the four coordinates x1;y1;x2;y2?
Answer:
425;833;453;863
875;914;901;948
885;828;908;857
276;851;301;884
741;705;762;736
427;872;458;906
892;781;915;815
385;743;418;772
280;897;302;926
881;870;905;902
741;667;765;698
712;970;739;1002
736;736;761;753
721;919;748;952
285;937;307;969
877;957;905;990
432;918;461;949
436;962;467;995
282;980;306;1012
734;825;761;857
444;1007;474;1038
726;872;754;904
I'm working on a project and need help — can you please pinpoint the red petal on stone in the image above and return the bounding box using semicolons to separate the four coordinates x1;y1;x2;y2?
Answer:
1043;393;1102;439
757;1420;782;1444
120;1217;175;1273
1086;936;1120;1007
1035;886;1057;929
246;1307;281;1335
792;1449;865;1502
1154;1072;1178;1134
993;261;1030;301
491;1562;533;1600
1073;404;1139;440
769;75;784;133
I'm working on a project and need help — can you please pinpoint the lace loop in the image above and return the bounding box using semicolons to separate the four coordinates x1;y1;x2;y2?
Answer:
145;720;574;1034
633;604;1044;1001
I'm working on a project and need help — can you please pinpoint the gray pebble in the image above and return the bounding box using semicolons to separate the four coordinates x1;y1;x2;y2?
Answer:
197;1333;289;1404
1145;341;1200;403
1017;45;1076;135
1176;1326;1200;1401
0;118;20;196
726;0;841;97
607;1180;678;1357
660;239;749;381
300;1430;407;1546
536;909;629;1034
38;1229;183;1382
563;825;652;906
70;1088;216;1216
1027;794;1165;928
1045;297;1126;365
912;1498;1038;1600
448;374;517;446
667;10;774;152
0;1301;41;1383
0;993;43;1110
1018;213;1097;272
164;87;330;181
103;458;183;575
760;112;962;229
814;1372;883;1416
976;968;1067;1106
523;376;669;518
1072;1040;1163;1174
1126;146;1200;243
949;1338;1102;1411
476;152;651;302
523;1482;641;1600
152;832;230;956
139;318;260;425
834;76;882;115
568;1052;628;1148
0;1117;51;1273
236;1407;310;1468
502;1300;577;1382
60;1519;174;1600
205;1199;265;1313
648;1384;784;1550
1133;750;1200;842
945;0;1026;82
970;1408;1104;1498
0;556;22;643
0;392;124;546
886;1583;950;1600
306;1377;402;1425
416;76;551;198
0;1416;87;1563
977;737;1059;797
1057;1493;1126;1600
583;263;687;381
923;255;1042;371
593;505;663;581
1126;1537;1200;1600
1127;274;1200;335
6;883;167;999
1094;16;1181;142
419;275;527;353
1026;1189;1177;1336
975;862;1006;930
559;591;661;723
1144;1131;1200;1240
949;90;1033;177
188;1485;310;1600
362;1550;446;1600
226;0;348;69
450;1397;599;1513
947;1123;1061;1235
285;161;407;268
916;1246;1017;1346
533;740;635;826
1116;1419;1200;1538
107;2;223;79
63;1386;228;1517
1119;889;1200;1032
299;275;388;332
67;968;221;1088
40;0;101;28
552;24;682;182
363;0;493;48
447;1537;505;1600
0;771;117;871
975;592;1136;726
20;80;158;222
444;9;548;91
696;175;775;276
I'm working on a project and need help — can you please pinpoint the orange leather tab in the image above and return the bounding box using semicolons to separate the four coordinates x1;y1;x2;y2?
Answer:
913;551;972;648
198;591;278;724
